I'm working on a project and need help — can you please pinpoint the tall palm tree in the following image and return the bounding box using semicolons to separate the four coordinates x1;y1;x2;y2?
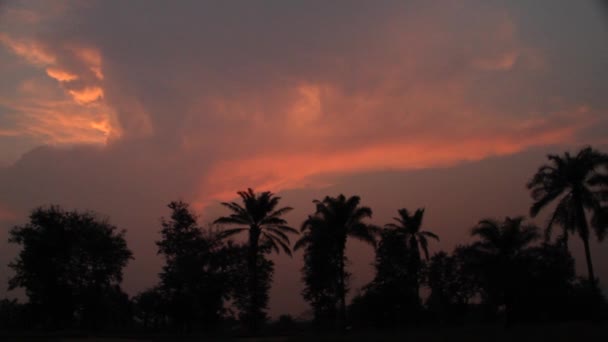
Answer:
527;146;608;286
214;188;297;330
296;194;376;328
384;208;439;296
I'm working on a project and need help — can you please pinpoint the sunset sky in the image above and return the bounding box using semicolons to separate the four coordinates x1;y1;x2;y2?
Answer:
1;0;607;317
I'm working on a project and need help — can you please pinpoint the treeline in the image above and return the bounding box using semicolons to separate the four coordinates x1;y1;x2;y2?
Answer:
0;146;607;334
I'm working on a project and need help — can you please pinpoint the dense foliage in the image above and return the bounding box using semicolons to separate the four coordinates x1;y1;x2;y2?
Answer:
296;194;375;329
7;206;132;330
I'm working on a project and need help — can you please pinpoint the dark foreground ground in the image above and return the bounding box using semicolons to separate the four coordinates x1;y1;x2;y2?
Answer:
2;323;607;342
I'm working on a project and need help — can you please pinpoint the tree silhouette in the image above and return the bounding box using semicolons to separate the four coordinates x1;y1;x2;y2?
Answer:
157;201;245;332
296;214;343;329
471;217;540;257
8;205;132;330
349;228;423;329
384;208;439;296
527;146;608;288
214;188;297;331
511;243;577;323
230;243;274;330
425;249;479;324
133;287;168;330
469;216;540;325
296;194;375;329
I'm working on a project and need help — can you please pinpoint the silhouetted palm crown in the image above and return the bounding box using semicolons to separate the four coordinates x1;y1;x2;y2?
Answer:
214;188;297;255
385;208;439;260
527;146;608;243
471;216;540;258
295;194;375;327
296;194;375;251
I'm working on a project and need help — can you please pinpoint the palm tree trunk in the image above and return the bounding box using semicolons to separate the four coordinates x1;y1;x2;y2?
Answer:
575;198;596;289
412;240;422;304
580;231;600;321
248;227;261;332
338;254;346;330
581;235;596;287
335;239;347;331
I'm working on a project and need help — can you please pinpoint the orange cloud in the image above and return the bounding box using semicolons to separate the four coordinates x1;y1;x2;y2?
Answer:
201;112;583;204
46;67;79;82
0;33;55;65
71;47;104;80
0;31;117;149
0;77;118;147
68;87;104;104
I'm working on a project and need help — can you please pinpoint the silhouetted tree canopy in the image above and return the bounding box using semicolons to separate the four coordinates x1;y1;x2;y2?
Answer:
296;194;375;329
528;146;608;287
230;244;274;330
350;227;424;328
132;287;168;331
8;205;132;330
156;201;246;332
2;146;608;334
384;208;439;297
466;217;540;324
214;189;296;332
296;214;343;329
424;249;479;324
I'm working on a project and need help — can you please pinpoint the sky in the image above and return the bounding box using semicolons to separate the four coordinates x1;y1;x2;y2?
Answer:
0;0;607;318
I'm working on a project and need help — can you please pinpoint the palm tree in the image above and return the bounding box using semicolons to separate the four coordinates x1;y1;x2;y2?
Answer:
214;188;297;330
470;216;540;325
471;216;540;258
384;208;439;296
527;146;608;286
385;208;439;260
296;194;376;328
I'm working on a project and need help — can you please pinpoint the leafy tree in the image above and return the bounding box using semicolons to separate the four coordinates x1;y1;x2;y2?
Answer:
471;217;540;258
510;243;577;323
468;216;540;325
296;194;375;328
230;243;274;329
349;228;422;328
371;228;414;292
296;214;343;329
133;287;168;331
527;146;608;287
432;241;581;325
214;189;297;331
425;249;478;323
384;208;439;296
8;205;132;330
157;201;243;332
0;299;29;331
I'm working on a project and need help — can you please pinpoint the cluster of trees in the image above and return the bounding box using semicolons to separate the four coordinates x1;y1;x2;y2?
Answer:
0;146;607;334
